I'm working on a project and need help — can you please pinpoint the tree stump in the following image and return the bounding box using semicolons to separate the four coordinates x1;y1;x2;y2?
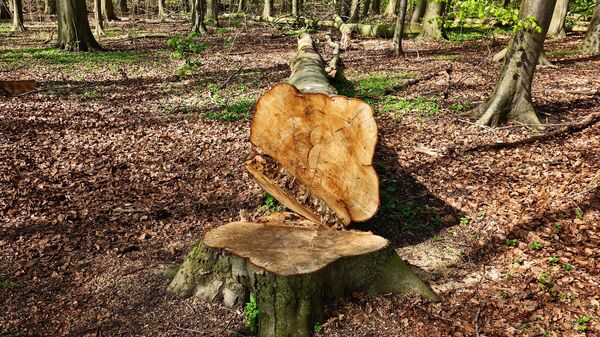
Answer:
169;33;439;337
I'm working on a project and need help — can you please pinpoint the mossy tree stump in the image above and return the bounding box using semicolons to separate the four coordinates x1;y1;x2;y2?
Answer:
169;33;439;337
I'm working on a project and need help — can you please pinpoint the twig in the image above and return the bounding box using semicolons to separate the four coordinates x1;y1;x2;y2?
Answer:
172;321;206;334
218;66;244;89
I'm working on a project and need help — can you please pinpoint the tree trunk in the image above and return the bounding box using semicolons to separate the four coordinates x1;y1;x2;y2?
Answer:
158;0;165;17
361;0;370;18
191;0;208;34
237;0;244;12
383;0;396;17
371;0;379;15
261;0;270;18
56;0;102;51
547;0;568;38
102;0;118;20
418;0;446;40
119;0;128;15
280;0;289;14
169;222;439;337
581;1;600;55
206;0;218;24
11;0;26;32
410;0;425;23
0;0;10;19
468;0;557;127
348;0;360;22
45;0;57;14
291;0;298;16
393;0;407;57
94;0;105;35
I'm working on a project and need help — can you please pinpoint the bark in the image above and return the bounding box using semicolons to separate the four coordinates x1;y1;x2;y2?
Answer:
348;0;360;22
280;0;289;14
581;1;600;55
102;0;119;20
169;222;439;337
191;0;208;34
291;0;298;16
11;0;26;32
418;0;446;40
0;0;10;19
383;0;396;17
261;0;271;18
119;0;127;15
547;0;568;38
56;0;102;51
371;0;379;15
410;0;425;23
361;0;370;18
206;0;218;23
94;0;105;35
469;0;557;127
393;0;407;56
237;0;244;12
158;0;165;17
45;0;57;15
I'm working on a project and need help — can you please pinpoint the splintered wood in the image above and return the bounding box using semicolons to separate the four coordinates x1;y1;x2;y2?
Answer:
248;83;379;227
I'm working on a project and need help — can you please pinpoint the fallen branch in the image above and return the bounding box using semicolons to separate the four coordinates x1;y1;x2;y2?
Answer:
218;66;244;89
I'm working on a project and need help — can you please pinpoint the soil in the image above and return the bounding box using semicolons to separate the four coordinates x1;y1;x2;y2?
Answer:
1;17;598;337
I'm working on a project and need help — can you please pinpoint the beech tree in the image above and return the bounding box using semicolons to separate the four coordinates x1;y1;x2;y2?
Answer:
11;0;26;31
411;0;426;23
581;0;600;54
393;0;408;56
102;0;118;20
56;0;102;51
45;0;57;14
191;0;208;34
94;0;105;35
468;0;557;126
418;1;446;40
547;0;568;38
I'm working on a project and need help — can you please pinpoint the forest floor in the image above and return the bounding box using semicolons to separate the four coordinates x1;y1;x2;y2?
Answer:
0;17;599;337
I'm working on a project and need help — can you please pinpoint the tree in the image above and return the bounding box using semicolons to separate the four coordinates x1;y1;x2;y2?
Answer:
206;0;218;24
411;0;426;23
468;0;557;126
158;0;165;17
102;0;118;20
119;0;128;15
56;0;102;51
393;0;408;56
371;0;380;15
94;0;105;35
383;0;396;17
581;0;600;55
418;0;446;40
191;0;208;34
349;0;360;22
11;0;26;32
547;0;569;38
292;0;299;16
0;0;10;19
262;0;271;18
45;0;57;14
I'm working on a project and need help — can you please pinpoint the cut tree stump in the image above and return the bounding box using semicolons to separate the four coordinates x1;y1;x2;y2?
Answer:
169;222;439;337
169;33;439;337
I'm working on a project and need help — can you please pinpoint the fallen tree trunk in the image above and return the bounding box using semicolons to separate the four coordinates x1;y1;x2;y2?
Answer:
169;33;438;337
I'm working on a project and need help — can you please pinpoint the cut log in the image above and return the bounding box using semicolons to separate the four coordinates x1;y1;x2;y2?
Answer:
169;222;440;337
169;34;439;337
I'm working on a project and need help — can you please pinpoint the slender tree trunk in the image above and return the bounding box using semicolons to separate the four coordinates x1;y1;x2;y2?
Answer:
361;0;370;17
418;0;446;40
348;0;360;22
11;0;26;31
56;0;102;51
370;0;379;14
262;0;271;18
468;0;557;127
393;0;407;57
237;0;243;12
581;1;600;55
410;0;425;23
383;0;396;17
45;0;57;14
0;0;10;19
291;0;298;16
280;0;289;14
94;0;105;35
158;0;165;16
547;0;568;38
192;0;208;34
102;0;118;20
206;0;218;24
119;0;128;15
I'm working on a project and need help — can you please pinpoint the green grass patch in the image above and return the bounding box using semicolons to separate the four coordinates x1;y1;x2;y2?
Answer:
355;71;416;98
547;49;579;57
380;96;440;118
446;26;512;41
205;97;256;122
434;54;463;61
0;47;152;65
